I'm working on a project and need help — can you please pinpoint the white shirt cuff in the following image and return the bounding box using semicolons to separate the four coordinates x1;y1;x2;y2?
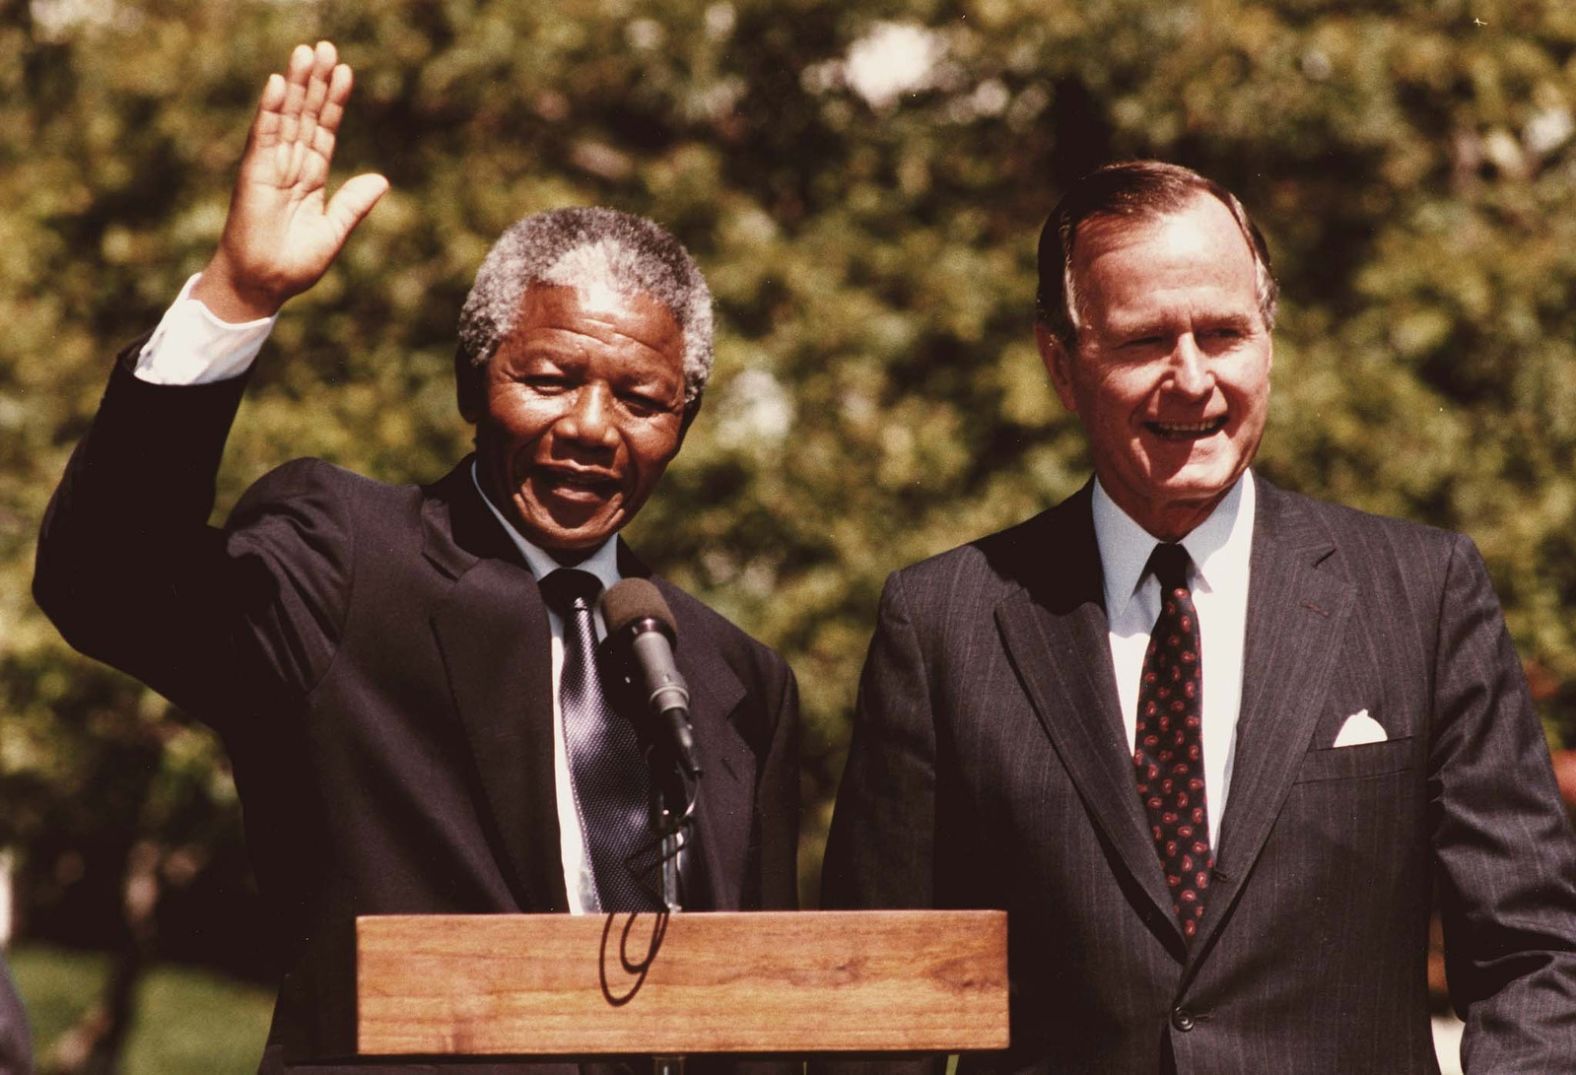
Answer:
134;273;277;385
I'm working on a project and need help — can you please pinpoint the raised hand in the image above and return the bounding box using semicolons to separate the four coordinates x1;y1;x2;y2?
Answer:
193;41;389;322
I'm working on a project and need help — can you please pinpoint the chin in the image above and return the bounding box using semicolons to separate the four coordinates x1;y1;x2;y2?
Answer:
1160;470;1243;506
536;523;608;549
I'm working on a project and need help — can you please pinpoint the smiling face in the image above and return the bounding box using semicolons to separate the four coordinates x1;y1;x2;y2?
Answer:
468;283;687;561
1038;194;1273;541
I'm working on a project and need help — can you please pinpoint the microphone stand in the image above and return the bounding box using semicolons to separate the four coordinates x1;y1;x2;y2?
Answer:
649;740;697;1075
651;754;688;912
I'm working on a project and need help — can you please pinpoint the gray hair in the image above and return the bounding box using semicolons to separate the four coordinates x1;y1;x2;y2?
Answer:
457;207;714;415
1035;160;1278;351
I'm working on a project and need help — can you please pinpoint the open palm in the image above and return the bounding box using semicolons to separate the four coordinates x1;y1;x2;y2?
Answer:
195;41;388;322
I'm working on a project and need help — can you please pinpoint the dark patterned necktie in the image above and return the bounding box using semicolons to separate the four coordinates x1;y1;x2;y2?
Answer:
538;569;658;912
1133;543;1214;940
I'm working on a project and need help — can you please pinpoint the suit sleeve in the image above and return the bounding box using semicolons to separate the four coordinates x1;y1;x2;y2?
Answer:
1429;534;1576;1070
823;571;938;911
34;351;352;728
818;573;946;1075
753;658;802;911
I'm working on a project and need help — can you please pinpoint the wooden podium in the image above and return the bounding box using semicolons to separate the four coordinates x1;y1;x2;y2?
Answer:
357;910;1008;1057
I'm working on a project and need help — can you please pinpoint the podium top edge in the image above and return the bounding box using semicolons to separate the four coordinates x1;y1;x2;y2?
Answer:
356;909;1007;928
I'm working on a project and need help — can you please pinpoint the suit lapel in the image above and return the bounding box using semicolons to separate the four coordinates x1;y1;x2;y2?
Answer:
423;461;569;913
994;488;1185;940
675;614;752;910
1187;479;1354;964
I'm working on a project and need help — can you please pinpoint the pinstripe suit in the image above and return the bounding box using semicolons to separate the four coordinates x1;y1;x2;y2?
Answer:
823;477;1576;1074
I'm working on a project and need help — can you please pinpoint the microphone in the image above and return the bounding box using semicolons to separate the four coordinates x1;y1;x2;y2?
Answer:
599;579;701;779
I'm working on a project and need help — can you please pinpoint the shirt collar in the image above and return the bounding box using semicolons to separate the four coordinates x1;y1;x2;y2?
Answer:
1092;469;1256;619
469;460;623;592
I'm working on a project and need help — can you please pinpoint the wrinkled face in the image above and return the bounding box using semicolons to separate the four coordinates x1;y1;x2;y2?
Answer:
1038;194;1273;541
470;283;687;560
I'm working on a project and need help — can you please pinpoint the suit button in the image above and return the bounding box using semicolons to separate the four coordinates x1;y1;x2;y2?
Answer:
1171;1008;1195;1032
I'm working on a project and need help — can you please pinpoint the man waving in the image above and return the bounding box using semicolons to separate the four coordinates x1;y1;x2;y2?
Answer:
36;42;798;1073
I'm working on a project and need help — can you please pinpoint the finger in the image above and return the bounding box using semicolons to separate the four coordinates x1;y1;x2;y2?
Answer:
250;72;288;151
296;82;329;179
316;63;354;139
326;173;390;240
278;44;315;158
302;64;355;187
296;42;338;162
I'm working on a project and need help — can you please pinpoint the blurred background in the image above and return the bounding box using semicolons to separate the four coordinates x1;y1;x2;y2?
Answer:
4;0;1576;1070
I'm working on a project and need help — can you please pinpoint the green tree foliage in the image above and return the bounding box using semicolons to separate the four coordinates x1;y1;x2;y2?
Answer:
5;1;1576;985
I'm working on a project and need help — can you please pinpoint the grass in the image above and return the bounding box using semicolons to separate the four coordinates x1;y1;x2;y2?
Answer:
9;943;273;1074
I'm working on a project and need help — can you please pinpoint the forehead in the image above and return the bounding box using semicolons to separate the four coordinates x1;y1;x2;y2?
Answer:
1071;195;1261;330
503;283;685;372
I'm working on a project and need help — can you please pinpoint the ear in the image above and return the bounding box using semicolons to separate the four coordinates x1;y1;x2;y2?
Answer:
455;345;483;424
1035;322;1080;415
677;394;702;443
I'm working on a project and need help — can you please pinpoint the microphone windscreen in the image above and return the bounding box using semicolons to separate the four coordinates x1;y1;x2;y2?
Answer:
599;578;678;637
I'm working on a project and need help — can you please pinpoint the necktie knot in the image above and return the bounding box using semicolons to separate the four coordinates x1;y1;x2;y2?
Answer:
1146;543;1191;592
539;569;601;614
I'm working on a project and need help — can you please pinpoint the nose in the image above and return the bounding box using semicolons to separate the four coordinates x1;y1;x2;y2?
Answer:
1170;336;1212;399
556;383;619;450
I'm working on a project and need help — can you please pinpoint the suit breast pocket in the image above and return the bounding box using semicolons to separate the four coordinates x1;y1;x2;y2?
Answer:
1293;736;1415;784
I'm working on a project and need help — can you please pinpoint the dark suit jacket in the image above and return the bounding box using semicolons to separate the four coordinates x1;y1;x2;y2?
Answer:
35;352;799;1073
823;479;1576;1075
0;956;30;1075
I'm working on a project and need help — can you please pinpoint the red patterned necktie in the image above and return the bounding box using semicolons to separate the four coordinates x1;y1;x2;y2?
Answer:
1133;543;1213;940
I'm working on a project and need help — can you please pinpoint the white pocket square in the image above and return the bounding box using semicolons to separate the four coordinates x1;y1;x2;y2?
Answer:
1332;709;1387;748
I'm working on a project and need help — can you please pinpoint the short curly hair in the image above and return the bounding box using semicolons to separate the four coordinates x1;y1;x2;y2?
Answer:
456;207;714;417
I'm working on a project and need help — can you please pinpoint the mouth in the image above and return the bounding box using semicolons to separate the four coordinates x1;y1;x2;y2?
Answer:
532;466;619;503
1144;416;1227;441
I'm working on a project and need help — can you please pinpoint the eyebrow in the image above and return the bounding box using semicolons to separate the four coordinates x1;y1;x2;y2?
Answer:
503;343;682;390
1103;310;1258;337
